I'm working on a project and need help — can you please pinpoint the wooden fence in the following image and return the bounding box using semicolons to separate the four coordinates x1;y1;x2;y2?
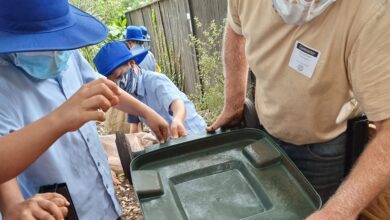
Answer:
125;0;227;94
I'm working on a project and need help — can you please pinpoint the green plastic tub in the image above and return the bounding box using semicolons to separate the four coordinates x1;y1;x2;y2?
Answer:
130;129;322;220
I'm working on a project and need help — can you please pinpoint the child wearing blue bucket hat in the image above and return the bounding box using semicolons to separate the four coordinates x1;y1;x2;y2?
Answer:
124;26;157;72
139;26;151;41
0;0;169;219
94;42;207;139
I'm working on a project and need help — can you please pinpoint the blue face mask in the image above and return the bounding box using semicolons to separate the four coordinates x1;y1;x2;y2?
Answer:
117;67;138;95
12;51;72;80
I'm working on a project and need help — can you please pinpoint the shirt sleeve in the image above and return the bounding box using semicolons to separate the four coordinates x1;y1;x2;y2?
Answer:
153;74;183;114
227;0;242;35
127;114;140;123
0;85;21;136
348;4;390;122
73;50;102;84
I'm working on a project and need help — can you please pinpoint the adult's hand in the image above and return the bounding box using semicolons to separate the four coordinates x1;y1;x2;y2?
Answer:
207;107;243;133
3;193;69;220
52;78;121;132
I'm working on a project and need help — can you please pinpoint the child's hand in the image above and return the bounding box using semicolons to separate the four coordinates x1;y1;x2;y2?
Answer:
170;119;187;139
53;78;121;132
144;111;169;143
3;193;69;220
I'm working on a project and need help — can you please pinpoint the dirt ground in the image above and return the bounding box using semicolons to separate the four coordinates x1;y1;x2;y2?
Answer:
114;174;144;220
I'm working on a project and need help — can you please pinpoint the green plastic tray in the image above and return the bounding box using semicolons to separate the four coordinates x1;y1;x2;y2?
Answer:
130;129;322;220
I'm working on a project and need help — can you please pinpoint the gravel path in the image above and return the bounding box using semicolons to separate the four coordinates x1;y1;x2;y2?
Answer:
115;174;144;220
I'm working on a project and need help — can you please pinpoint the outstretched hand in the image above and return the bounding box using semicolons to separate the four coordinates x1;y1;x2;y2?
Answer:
170;119;187;139
144;110;169;143
52;78;121;132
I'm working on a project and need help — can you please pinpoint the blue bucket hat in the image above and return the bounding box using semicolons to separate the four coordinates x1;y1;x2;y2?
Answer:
0;0;108;54
124;26;150;42
93;41;149;77
139;26;151;41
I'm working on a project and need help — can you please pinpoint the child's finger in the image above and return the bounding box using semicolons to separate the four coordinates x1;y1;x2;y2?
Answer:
49;197;70;208
85;78;120;95
178;127;187;137
39;193;67;201
32;208;56;220
101;78;121;96
83;95;112;112
36;199;63;220
98;78;121;96
171;125;178;139
84;111;106;122
84;83;119;105
161;125;169;143
154;128;164;144
20;213;35;220
59;206;69;218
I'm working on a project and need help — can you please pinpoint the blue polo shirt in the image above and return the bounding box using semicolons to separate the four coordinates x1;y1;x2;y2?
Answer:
134;44;156;72
0;51;121;220
127;70;207;135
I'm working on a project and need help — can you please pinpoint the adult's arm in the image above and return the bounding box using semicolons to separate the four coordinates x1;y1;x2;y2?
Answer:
307;118;390;219
207;23;248;132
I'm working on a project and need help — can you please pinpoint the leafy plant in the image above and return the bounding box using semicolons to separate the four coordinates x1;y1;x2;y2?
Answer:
108;18;127;40
189;18;225;124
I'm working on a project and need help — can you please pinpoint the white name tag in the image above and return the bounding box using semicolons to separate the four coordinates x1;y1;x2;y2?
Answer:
288;41;321;78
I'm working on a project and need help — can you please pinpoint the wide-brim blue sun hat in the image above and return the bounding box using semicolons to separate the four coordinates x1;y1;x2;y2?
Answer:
94;41;148;77
123;25;150;42
139;26;151;41
0;0;108;54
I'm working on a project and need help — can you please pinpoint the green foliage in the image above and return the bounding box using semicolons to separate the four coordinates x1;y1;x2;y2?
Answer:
189;18;225;124
69;0;129;68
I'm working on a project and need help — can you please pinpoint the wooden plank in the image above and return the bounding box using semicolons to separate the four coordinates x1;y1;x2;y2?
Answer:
166;0;188;92
125;11;133;25
129;10;144;26
159;0;176;77
149;3;167;68
217;0;228;23
141;7;157;55
125;0;232;94
190;0;227;37
175;0;199;94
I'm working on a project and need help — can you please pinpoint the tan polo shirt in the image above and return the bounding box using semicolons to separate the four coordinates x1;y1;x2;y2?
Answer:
228;0;390;144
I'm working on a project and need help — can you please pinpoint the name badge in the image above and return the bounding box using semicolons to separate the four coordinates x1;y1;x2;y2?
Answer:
288;41;321;78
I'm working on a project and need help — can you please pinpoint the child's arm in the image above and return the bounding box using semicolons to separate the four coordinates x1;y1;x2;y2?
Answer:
169;99;188;139
0;78;120;184
129;123;141;133
114;89;169;143
0;179;69;220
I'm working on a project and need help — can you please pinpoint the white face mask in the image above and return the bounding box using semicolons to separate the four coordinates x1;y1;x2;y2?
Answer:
272;0;336;25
